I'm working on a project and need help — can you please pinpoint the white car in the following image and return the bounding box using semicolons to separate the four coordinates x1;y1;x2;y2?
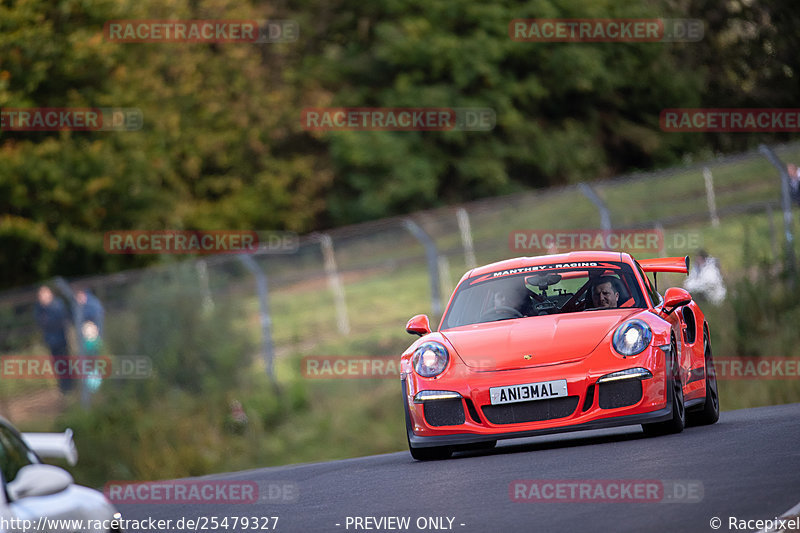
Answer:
0;417;121;533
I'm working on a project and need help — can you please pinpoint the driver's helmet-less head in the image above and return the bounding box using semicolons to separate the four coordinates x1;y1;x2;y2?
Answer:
493;290;511;307
591;276;620;308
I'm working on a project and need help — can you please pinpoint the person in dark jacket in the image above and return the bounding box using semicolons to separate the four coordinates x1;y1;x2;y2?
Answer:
34;285;73;393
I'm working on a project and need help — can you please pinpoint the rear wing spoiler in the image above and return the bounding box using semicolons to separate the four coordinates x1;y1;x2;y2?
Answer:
638;256;689;275
22;429;78;466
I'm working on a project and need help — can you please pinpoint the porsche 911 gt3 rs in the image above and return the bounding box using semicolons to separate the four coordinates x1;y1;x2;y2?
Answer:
401;251;719;460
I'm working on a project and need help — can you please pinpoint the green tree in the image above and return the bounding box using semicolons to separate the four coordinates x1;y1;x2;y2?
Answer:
294;0;705;225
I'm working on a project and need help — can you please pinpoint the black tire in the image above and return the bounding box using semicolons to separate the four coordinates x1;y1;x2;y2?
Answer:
642;339;685;436
403;384;453;461
687;330;720;426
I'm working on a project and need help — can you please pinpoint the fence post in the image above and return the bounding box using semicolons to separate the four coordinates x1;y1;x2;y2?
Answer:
438;255;453;298
402;219;443;316
758;144;797;279
654;222;666;255
579;183;612;250
703;167;720;227
314;233;350;335
195;260;214;313
766;202;778;259
236;255;276;383
456;208;477;269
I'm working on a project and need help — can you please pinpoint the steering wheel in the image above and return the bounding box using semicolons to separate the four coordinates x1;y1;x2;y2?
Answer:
480;305;524;321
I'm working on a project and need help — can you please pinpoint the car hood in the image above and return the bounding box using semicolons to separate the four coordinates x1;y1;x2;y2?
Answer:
441;309;641;371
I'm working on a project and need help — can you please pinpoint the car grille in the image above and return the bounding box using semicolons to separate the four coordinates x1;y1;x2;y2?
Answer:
598;379;643;409
481;396;580;425
423;399;466;427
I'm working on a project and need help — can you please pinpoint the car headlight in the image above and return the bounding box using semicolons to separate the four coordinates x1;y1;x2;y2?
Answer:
412;342;449;377
612;319;652;356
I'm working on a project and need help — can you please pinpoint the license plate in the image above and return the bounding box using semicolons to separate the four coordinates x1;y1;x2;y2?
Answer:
490;379;568;405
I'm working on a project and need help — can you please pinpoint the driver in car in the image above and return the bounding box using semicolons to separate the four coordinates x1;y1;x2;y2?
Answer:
493;291;511;308
591;276;620;309
488;289;527;317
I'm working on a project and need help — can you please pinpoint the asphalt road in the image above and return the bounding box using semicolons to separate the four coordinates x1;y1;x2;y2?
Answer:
117;403;800;533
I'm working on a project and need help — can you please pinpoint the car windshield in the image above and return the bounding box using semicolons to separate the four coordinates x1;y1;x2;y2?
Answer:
0;425;38;484
441;261;646;329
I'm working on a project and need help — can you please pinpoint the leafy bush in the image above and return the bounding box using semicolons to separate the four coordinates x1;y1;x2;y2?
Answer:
729;232;800;357
104;263;252;395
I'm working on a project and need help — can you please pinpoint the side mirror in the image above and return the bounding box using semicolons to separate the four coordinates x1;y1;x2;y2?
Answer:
662;287;692;315
405;314;431;336
22;429;78;466
7;464;74;500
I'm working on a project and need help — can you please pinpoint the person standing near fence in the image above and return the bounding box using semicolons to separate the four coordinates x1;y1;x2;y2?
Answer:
34;285;73;393
787;164;800;207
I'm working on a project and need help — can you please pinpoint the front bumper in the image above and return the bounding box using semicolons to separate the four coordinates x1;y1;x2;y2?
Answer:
403;344;673;448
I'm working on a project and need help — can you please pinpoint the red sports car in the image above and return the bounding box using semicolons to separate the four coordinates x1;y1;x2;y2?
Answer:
401;251;719;460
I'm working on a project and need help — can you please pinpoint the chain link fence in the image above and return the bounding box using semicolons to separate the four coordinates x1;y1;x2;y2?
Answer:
2;141;800;407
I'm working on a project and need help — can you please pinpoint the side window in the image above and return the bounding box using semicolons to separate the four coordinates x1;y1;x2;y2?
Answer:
618;272;645;307
0;426;36;484
635;262;661;306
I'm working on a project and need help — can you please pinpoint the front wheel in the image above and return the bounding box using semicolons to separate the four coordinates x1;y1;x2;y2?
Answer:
642;339;685;436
